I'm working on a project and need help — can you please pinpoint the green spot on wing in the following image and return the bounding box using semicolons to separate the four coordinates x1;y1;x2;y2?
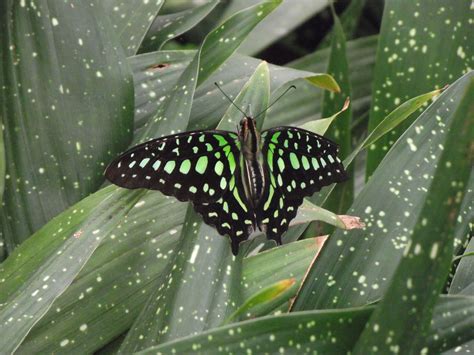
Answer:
290;152;300;169
301;156;310;170
164;161;175;174
196;156;208;174
277;158;285;172
139;158;150;168
264;185;274;210
152;160;161;170
214;134;228;147
271;131;281;144
214;161;224;175
232;188;248;212
179;159;191;174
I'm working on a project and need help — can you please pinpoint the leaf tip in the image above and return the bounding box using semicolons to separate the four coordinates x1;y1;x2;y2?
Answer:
342;96;351;111
338;215;365;230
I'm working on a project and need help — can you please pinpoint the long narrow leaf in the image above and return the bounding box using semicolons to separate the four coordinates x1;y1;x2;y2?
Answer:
0;188;143;354
221;0;327;55
139;0;219;52
292;71;474;311
353;71;473;354
316;8;353;227
0;0;134;248
135;295;474;354
103;0;164;56
365;0;472;177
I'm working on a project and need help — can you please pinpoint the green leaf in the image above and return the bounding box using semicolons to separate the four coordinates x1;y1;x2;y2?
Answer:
243;238;324;300
16;191;184;354
136;0;281;141
313;86;448;212
226;278;297;323
297;97;350;136
0;0;134;249
139;0;219;53
450;170;474;257
139;307;373;354
221;0;327;55
16;230;315;354
427;295;474;353
128;295;474;354
218;61;271;131
365;0;473;177
292;71;474;311
0;187;143;354
197;0;282;86
450;235;474;296
131;50;339;133
318;0;368;48
361;87;446;152
278;35;377;126
353;74;473;354
294;199;364;231
318;9;353;221
103;0;164;56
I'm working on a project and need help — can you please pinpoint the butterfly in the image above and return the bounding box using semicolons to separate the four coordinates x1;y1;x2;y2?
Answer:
105;87;347;255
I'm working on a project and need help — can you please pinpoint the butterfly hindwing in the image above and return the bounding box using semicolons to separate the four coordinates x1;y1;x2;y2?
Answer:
193;167;256;255
104;130;240;204
257;126;348;242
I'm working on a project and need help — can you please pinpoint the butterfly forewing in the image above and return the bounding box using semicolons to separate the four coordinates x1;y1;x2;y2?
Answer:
105;130;240;204
257;127;348;242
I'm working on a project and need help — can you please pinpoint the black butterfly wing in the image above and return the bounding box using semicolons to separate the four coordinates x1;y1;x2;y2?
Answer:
193;166;257;255
104;130;240;204
257;126;348;243
105;130;255;254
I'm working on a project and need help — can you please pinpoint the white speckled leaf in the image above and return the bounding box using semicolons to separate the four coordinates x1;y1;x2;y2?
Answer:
317;9;353;221
134;295;474;354
14;190;185;354
139;0;219;53
449;176;474;295
0;0;134;249
221;0;327;55
318;0;368;48
352;73;473;354
0;187;143;354
132;54;339;140
292;71;474;312
14;214;317;353
103;0;164;56
0;104;5;261
135;0;282;142
366;0;473;177
266;35;377;129
311;86;446;209
131;36;374;133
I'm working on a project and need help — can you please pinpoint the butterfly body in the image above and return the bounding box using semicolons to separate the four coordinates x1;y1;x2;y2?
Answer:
105;117;347;255
239;116;265;213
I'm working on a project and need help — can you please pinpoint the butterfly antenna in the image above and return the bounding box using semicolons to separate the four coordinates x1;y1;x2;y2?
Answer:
254;85;296;119
214;82;248;117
